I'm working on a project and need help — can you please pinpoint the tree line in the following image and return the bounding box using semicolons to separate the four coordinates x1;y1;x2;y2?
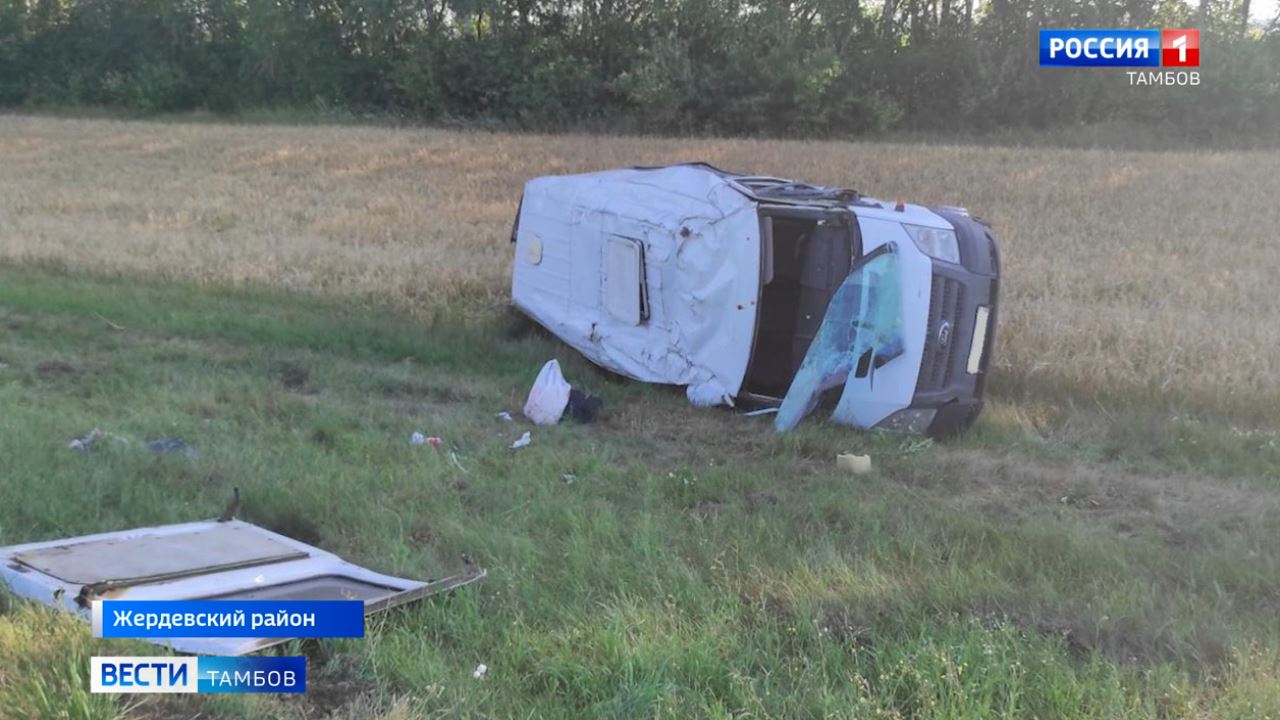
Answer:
1;0;1277;141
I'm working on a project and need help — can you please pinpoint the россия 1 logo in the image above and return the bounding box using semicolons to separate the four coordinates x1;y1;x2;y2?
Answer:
1039;29;1200;86
1161;29;1199;67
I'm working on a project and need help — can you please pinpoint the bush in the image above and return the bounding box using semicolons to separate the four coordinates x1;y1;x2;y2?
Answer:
0;0;1275;143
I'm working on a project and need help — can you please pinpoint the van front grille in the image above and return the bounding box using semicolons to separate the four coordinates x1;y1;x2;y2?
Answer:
920;275;964;393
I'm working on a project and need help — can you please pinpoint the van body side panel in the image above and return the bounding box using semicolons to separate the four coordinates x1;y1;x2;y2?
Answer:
512;167;760;398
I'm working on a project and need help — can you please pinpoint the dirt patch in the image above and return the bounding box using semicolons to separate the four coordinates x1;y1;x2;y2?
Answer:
131;695;240;720
409;524;435;546
746;490;779;509
377;378;472;403
501;307;540;340
34;359;77;379
275;359;316;393
694;498;727;515
606;400;789;471
809;592;1230;675
926;448;1280;546
815;601;890;650
310;425;339;449
967;595;1231;673
281;653;378;718
739;590;794;628
249;504;325;547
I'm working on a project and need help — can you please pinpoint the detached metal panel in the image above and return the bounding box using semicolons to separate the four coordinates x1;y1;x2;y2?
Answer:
0;520;485;655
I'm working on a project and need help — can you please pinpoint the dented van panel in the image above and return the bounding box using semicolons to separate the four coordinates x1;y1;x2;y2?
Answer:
511;163;1000;436
512;164;761;406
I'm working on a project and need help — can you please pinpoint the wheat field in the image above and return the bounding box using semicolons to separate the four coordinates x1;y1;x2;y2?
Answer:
2;115;1277;421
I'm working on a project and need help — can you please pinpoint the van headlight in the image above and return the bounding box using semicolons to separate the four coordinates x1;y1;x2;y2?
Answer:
904;225;960;264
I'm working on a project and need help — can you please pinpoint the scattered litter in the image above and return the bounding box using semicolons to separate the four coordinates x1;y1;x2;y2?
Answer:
743;407;779;417
566;389;603;423
523;360;571;425
522;359;605;427
473;664;488;679
146;437;199;459
411;433;443;449
67;429;130;454
561;473;576;484
836;453;872;475
68;429;103;453
71;430;195;458
495;411;513;421
449;451;469;473
510;432;532;449
93;312;126;331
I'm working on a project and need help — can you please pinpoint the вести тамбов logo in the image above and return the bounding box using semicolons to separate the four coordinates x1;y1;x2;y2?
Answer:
1040;29;1201;86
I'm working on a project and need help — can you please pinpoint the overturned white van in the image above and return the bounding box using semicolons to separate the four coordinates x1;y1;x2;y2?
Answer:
510;163;999;436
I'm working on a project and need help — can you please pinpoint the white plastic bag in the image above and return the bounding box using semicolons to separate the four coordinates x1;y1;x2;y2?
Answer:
522;360;571;425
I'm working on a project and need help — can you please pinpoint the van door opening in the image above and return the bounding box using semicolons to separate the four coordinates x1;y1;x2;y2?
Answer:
743;207;860;398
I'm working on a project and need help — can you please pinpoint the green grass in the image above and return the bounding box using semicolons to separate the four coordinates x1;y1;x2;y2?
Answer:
2;266;1279;719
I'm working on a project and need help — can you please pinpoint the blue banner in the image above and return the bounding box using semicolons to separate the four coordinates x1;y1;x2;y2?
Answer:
1039;29;1161;67
198;656;307;694
94;600;365;638
91;656;307;694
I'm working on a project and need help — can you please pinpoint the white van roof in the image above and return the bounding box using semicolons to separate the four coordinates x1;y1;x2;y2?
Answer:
512;164;765;402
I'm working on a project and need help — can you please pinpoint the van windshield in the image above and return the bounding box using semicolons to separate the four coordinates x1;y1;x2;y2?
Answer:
774;247;904;431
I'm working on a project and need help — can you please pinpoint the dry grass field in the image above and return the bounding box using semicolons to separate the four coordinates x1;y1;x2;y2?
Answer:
2;114;1278;423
